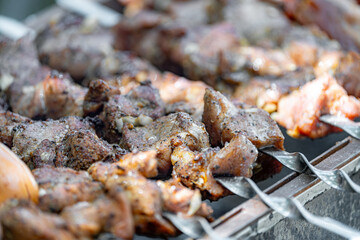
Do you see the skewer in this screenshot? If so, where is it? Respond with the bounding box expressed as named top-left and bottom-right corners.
top-left (56, 0), bottom-right (121, 27)
top-left (217, 176), bottom-right (360, 240)
top-left (320, 115), bottom-right (360, 140)
top-left (260, 146), bottom-right (360, 193)
top-left (164, 213), bottom-right (234, 240)
top-left (0, 0), bottom-right (122, 40)
top-left (0, 16), bottom-right (35, 40)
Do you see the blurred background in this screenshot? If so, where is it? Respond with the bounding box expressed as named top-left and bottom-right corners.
top-left (0, 0), bottom-right (54, 20)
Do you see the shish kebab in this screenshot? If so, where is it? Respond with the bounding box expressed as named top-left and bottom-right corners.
top-left (13, 0), bottom-right (360, 140)
top-left (28, 0), bottom-right (360, 192)
top-left (1, 0), bottom-right (359, 193)
top-left (0, 0), bottom-right (358, 239)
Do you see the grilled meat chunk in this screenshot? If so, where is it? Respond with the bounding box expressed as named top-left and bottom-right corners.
top-left (282, 26), bottom-right (341, 68)
top-left (171, 134), bottom-right (258, 200)
top-left (0, 37), bottom-right (51, 113)
top-left (11, 116), bottom-right (93, 168)
top-left (0, 37), bottom-right (44, 88)
top-left (157, 179), bottom-right (213, 218)
top-left (0, 111), bottom-right (32, 147)
top-left (203, 88), bottom-right (284, 149)
top-left (335, 52), bottom-right (360, 98)
top-left (83, 79), bottom-right (121, 117)
top-left (166, 22), bottom-right (239, 86)
top-left (88, 150), bottom-right (158, 180)
top-left (282, 0), bottom-right (360, 52)
top-left (9, 71), bottom-right (86, 120)
top-left (33, 167), bottom-right (103, 212)
top-left (154, 72), bottom-right (208, 120)
top-left (106, 174), bottom-right (177, 237)
top-left (233, 68), bottom-right (314, 112)
top-left (55, 129), bottom-right (116, 171)
top-left (120, 112), bottom-right (210, 176)
top-left (276, 74), bottom-right (360, 138)
top-left (100, 84), bottom-right (165, 143)
top-left (0, 200), bottom-right (74, 240)
top-left (61, 186), bottom-right (134, 240)
top-left (92, 50), bottom-right (158, 82)
top-left (36, 12), bottom-right (114, 81)
top-left (41, 73), bottom-right (86, 119)
top-left (220, 46), bottom-right (296, 82)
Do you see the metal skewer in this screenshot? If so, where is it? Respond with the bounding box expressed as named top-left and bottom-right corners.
top-left (0, 16), bottom-right (35, 40)
top-left (56, 0), bottom-right (122, 27)
top-left (164, 213), bottom-right (234, 240)
top-left (217, 176), bottom-right (360, 240)
top-left (320, 115), bottom-right (360, 140)
top-left (260, 146), bottom-right (360, 193)
top-left (0, 0), bottom-right (122, 40)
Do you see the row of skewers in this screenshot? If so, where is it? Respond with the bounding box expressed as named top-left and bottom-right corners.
top-left (0, 0), bottom-right (359, 239)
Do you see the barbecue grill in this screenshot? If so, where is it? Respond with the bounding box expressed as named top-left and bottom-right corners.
top-left (0, 0), bottom-right (359, 239)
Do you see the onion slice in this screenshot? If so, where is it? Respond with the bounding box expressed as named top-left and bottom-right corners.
top-left (0, 143), bottom-right (39, 205)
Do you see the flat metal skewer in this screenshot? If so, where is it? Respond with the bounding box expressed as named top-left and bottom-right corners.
top-left (217, 176), bottom-right (360, 240)
top-left (260, 146), bottom-right (360, 193)
top-left (56, 0), bottom-right (122, 27)
top-left (0, 16), bottom-right (35, 40)
top-left (320, 115), bottom-right (360, 140)
top-left (164, 213), bottom-right (234, 240)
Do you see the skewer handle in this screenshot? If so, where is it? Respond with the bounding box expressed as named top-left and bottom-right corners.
top-left (0, 15), bottom-right (35, 40)
top-left (56, 0), bottom-right (122, 27)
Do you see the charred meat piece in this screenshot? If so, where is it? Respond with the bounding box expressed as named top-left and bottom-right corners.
top-left (83, 79), bottom-right (121, 117)
top-left (203, 88), bottom-right (284, 149)
top-left (61, 186), bottom-right (134, 240)
top-left (171, 134), bottom-right (258, 200)
top-left (0, 200), bottom-right (74, 240)
top-left (163, 22), bottom-right (239, 86)
top-left (157, 179), bottom-right (213, 218)
top-left (42, 73), bottom-right (87, 119)
top-left (33, 167), bottom-right (103, 212)
top-left (0, 111), bottom-right (32, 147)
top-left (9, 72), bottom-right (86, 120)
top-left (0, 37), bottom-right (51, 112)
top-left (11, 116), bottom-right (93, 168)
top-left (276, 74), bottom-right (360, 138)
top-left (55, 129), bottom-right (116, 171)
top-left (88, 150), bottom-right (158, 180)
top-left (120, 112), bottom-right (210, 176)
top-left (106, 174), bottom-right (177, 237)
top-left (282, 0), bottom-right (360, 52)
top-left (36, 12), bottom-right (114, 81)
top-left (115, 10), bottom-right (168, 69)
top-left (100, 84), bottom-right (165, 143)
